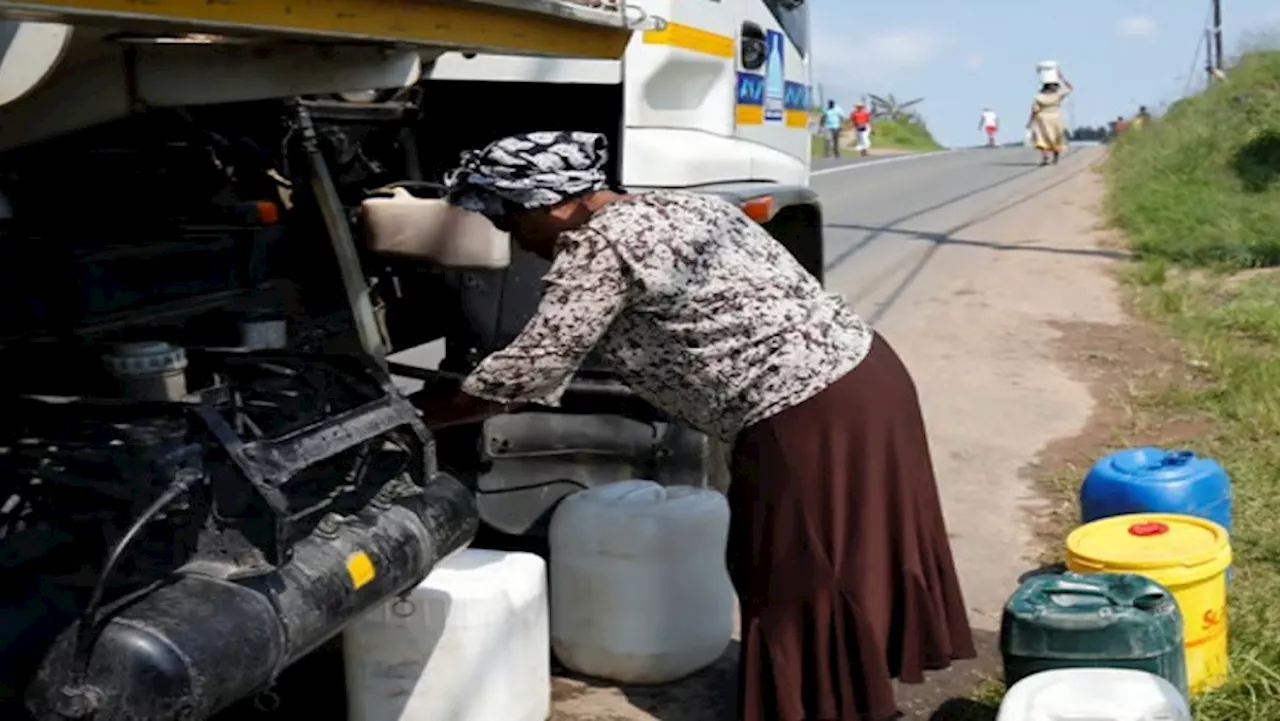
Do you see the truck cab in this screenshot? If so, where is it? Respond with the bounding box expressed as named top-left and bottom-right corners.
top-left (0, 1), bottom-right (821, 718)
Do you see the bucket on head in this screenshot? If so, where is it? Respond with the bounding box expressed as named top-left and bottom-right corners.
top-left (1066, 513), bottom-right (1231, 695)
top-left (1036, 60), bottom-right (1061, 85)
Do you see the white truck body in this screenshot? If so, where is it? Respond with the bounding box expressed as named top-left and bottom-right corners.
top-left (429, 0), bottom-right (812, 188)
top-left (1, 0), bottom-right (813, 186)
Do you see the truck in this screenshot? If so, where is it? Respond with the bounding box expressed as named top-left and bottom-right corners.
top-left (0, 1), bottom-right (822, 719)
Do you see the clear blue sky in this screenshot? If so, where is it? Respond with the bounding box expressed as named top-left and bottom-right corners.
top-left (810, 0), bottom-right (1280, 147)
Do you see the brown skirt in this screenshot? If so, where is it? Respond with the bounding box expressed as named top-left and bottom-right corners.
top-left (727, 332), bottom-right (976, 721)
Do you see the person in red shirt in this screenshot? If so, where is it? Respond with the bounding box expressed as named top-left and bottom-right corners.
top-left (851, 103), bottom-right (873, 157)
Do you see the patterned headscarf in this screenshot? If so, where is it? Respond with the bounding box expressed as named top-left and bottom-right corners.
top-left (444, 131), bottom-right (611, 219)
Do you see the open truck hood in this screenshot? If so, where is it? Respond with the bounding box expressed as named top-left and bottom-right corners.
top-left (0, 0), bottom-right (652, 56)
top-left (0, 0), bottom-right (658, 148)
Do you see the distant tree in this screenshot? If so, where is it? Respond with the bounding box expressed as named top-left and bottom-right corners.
top-left (1067, 125), bottom-right (1110, 141)
top-left (867, 93), bottom-right (925, 122)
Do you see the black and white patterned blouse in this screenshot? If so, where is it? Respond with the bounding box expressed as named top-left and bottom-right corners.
top-left (461, 190), bottom-right (874, 441)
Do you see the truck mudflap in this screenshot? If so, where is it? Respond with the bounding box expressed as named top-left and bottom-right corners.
top-left (0, 0), bottom-right (659, 58)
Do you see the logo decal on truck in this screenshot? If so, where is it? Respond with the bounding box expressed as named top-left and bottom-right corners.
top-left (736, 31), bottom-right (809, 128)
top-left (783, 82), bottom-right (810, 128)
top-left (763, 29), bottom-right (786, 122)
top-left (736, 72), bottom-right (764, 124)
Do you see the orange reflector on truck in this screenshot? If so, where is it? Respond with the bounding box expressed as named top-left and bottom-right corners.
top-left (740, 196), bottom-right (773, 223)
top-left (255, 201), bottom-right (280, 225)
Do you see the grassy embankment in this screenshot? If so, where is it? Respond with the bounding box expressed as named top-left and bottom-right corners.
top-left (808, 115), bottom-right (944, 156)
top-left (1103, 50), bottom-right (1280, 720)
top-left (963, 50), bottom-right (1280, 720)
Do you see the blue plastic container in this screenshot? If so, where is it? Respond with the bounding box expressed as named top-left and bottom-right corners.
top-left (1080, 447), bottom-right (1231, 533)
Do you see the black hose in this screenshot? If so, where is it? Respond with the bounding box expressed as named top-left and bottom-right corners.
top-left (475, 479), bottom-right (589, 495)
top-left (69, 468), bottom-right (203, 679)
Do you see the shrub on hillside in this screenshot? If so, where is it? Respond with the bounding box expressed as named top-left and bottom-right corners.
top-left (1107, 51), bottom-right (1280, 267)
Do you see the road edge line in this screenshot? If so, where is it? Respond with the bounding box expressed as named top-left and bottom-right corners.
top-left (809, 148), bottom-right (961, 177)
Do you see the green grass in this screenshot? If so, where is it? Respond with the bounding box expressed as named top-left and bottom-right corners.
top-left (1097, 49), bottom-right (1280, 720)
top-left (1121, 269), bottom-right (1280, 720)
top-left (1108, 51), bottom-right (1280, 268)
top-left (873, 117), bottom-right (945, 151)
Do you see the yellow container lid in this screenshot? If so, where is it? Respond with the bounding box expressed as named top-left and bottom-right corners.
top-left (1067, 513), bottom-right (1231, 576)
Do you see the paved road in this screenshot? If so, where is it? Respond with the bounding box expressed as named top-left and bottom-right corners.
top-left (803, 144), bottom-right (1103, 718)
top-left (811, 145), bottom-right (1087, 324)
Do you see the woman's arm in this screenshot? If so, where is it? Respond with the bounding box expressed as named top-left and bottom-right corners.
top-left (413, 390), bottom-right (509, 430)
top-left (418, 228), bottom-right (630, 429)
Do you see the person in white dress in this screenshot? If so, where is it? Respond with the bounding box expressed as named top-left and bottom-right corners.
top-left (979, 108), bottom-right (999, 147)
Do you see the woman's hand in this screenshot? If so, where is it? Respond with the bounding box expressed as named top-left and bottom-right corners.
top-left (409, 389), bottom-right (511, 429)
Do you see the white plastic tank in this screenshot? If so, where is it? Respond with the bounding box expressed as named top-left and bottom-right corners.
top-left (549, 480), bottom-right (735, 684)
top-left (1037, 60), bottom-right (1062, 85)
top-left (997, 668), bottom-right (1191, 721)
top-left (343, 549), bottom-right (550, 721)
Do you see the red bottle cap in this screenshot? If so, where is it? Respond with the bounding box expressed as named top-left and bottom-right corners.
top-left (1128, 522), bottom-right (1170, 537)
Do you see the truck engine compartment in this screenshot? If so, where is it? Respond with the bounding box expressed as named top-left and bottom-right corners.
top-left (0, 93), bottom-right (486, 719)
top-left (0, 58), bottom-right (741, 715)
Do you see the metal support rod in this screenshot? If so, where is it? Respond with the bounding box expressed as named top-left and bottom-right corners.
top-left (292, 100), bottom-right (389, 367)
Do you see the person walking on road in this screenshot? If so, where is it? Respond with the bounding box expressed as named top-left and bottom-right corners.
top-left (852, 102), bottom-right (873, 156)
top-left (820, 99), bottom-right (846, 158)
top-left (1026, 72), bottom-right (1074, 165)
top-left (979, 107), bottom-right (999, 147)
top-left (420, 130), bottom-right (978, 721)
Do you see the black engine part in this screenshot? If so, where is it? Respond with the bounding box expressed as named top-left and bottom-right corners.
top-left (0, 353), bottom-right (477, 721)
top-left (28, 473), bottom-right (473, 721)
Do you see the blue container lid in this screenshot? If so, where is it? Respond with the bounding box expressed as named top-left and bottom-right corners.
top-left (1096, 447), bottom-right (1224, 482)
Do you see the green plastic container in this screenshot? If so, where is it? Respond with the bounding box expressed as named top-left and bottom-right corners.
top-left (1000, 571), bottom-right (1188, 699)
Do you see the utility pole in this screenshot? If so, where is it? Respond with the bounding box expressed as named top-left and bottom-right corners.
top-left (1212, 0), bottom-right (1224, 72)
top-left (1206, 28), bottom-right (1216, 82)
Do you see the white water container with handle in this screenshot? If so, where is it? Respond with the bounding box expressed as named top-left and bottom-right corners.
top-left (550, 480), bottom-right (735, 684)
top-left (997, 667), bottom-right (1191, 721)
top-left (1037, 60), bottom-right (1062, 85)
top-left (343, 548), bottom-right (550, 721)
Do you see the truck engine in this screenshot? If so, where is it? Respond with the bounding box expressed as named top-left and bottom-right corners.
top-left (0, 97), bottom-right (478, 720)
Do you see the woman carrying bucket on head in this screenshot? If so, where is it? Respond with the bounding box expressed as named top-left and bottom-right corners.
top-left (1026, 62), bottom-right (1073, 166)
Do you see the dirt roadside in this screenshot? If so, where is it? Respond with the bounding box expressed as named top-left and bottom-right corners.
top-left (549, 153), bottom-right (1135, 720)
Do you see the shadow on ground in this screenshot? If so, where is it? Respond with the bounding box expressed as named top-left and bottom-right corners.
top-left (553, 643), bottom-right (740, 721)
top-left (826, 223), bottom-right (1131, 263)
top-left (987, 161), bottom-right (1045, 168)
top-left (554, 629), bottom-right (1002, 721)
top-left (895, 629), bottom-right (1000, 720)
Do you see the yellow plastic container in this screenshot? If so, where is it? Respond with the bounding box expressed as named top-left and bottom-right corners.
top-left (1066, 513), bottom-right (1231, 695)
